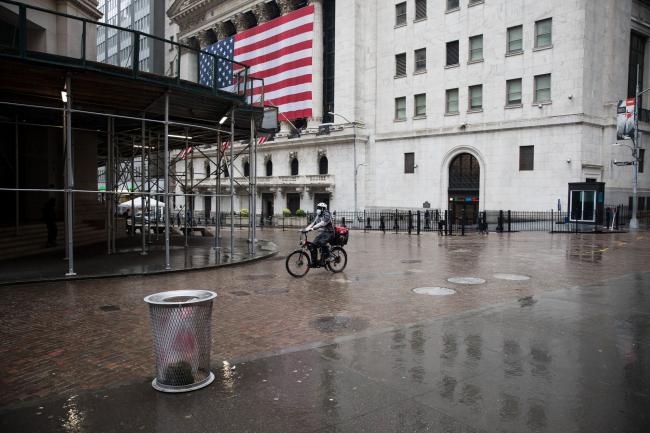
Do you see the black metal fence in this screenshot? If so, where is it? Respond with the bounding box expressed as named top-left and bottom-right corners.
top-left (168, 205), bottom-right (649, 234)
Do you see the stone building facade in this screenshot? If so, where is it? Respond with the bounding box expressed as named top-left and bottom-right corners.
top-left (166, 0), bottom-right (650, 218)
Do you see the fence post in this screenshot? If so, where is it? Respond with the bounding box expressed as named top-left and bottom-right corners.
top-left (444, 210), bottom-right (448, 236)
top-left (380, 215), bottom-right (386, 233)
top-left (497, 210), bottom-right (503, 232)
top-left (461, 209), bottom-right (465, 236)
top-left (417, 211), bottom-right (421, 235)
top-left (408, 210), bottom-right (412, 235)
top-left (342, 216), bottom-right (347, 228)
top-left (282, 215), bottom-right (285, 231)
top-left (394, 209), bottom-right (399, 233)
top-left (363, 210), bottom-right (367, 233)
top-left (507, 210), bottom-right (511, 233)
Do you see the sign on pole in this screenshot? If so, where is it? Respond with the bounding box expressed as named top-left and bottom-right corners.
top-left (617, 98), bottom-right (635, 140)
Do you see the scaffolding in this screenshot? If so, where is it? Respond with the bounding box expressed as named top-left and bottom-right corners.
top-left (0, 0), bottom-right (270, 276)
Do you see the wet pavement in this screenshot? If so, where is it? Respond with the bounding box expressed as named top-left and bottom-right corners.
top-left (1, 230), bottom-right (650, 432)
top-left (0, 234), bottom-right (278, 285)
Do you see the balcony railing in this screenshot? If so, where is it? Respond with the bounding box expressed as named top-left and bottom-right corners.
top-left (198, 174), bottom-right (334, 187)
top-left (0, 0), bottom-right (259, 99)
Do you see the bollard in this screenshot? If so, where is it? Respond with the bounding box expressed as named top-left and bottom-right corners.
top-left (408, 210), bottom-right (413, 235)
top-left (394, 210), bottom-right (399, 233)
top-left (417, 211), bottom-right (421, 235)
top-left (443, 210), bottom-right (449, 236)
top-left (497, 210), bottom-right (504, 232)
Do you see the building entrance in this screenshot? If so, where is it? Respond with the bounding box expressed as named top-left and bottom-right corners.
top-left (448, 153), bottom-right (480, 224)
top-left (262, 193), bottom-right (274, 218)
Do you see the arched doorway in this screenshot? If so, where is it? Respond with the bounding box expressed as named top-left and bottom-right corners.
top-left (448, 153), bottom-right (480, 224)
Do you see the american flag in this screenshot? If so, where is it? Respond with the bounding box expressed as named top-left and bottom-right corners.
top-left (199, 5), bottom-right (314, 120)
top-left (178, 146), bottom-right (193, 160)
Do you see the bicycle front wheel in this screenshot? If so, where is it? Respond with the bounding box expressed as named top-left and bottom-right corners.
top-left (326, 247), bottom-right (347, 273)
top-left (286, 250), bottom-right (311, 278)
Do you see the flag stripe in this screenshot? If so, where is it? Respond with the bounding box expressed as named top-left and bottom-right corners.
top-left (250, 75), bottom-right (312, 96)
top-left (264, 83), bottom-right (312, 101)
top-left (234, 5), bottom-right (314, 43)
top-left (268, 91), bottom-right (313, 108)
top-left (234, 22), bottom-right (313, 57)
top-left (239, 40), bottom-right (312, 67)
top-left (280, 108), bottom-right (312, 119)
top-left (248, 48), bottom-right (312, 75)
top-left (247, 57), bottom-right (312, 79)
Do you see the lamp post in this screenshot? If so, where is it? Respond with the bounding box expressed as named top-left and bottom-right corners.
top-left (329, 112), bottom-right (364, 214)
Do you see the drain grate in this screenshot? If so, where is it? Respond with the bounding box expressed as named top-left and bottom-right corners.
top-left (311, 316), bottom-right (369, 333)
top-left (99, 305), bottom-right (120, 312)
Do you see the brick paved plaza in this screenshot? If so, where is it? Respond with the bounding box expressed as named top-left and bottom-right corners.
top-left (1, 229), bottom-right (649, 432)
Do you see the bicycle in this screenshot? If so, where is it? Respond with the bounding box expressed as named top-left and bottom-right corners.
top-left (285, 230), bottom-right (348, 277)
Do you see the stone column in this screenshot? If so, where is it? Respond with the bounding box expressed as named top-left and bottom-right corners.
top-left (307, 0), bottom-right (324, 127)
top-left (277, 0), bottom-right (298, 15)
top-left (232, 13), bottom-right (254, 33)
top-left (196, 29), bottom-right (213, 49)
top-left (252, 2), bottom-right (274, 24)
top-left (179, 36), bottom-right (199, 83)
top-left (212, 22), bottom-right (230, 41)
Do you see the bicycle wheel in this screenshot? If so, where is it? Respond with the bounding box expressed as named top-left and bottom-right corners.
top-left (286, 250), bottom-right (310, 278)
top-left (326, 247), bottom-right (347, 273)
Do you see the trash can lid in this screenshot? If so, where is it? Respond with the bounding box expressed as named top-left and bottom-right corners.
top-left (144, 290), bottom-right (217, 305)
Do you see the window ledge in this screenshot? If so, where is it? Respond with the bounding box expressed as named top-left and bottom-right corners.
top-left (413, 115), bottom-right (427, 120)
top-left (506, 50), bottom-right (524, 57)
top-left (394, 118), bottom-right (407, 122)
top-left (394, 23), bottom-right (406, 29)
top-left (413, 69), bottom-right (427, 75)
top-left (445, 64), bottom-right (460, 69)
top-left (505, 103), bottom-right (523, 109)
top-left (533, 101), bottom-right (552, 106)
top-left (467, 108), bottom-right (483, 113)
top-left (414, 17), bottom-right (427, 23)
top-left (519, 168), bottom-right (534, 172)
top-left (444, 112), bottom-right (460, 117)
top-left (467, 59), bottom-right (484, 65)
top-left (394, 74), bottom-right (406, 79)
top-left (533, 45), bottom-right (553, 52)
top-left (445, 7), bottom-right (460, 14)
top-left (468, 0), bottom-right (485, 7)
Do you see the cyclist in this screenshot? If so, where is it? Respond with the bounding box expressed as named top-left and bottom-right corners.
top-left (303, 202), bottom-right (334, 265)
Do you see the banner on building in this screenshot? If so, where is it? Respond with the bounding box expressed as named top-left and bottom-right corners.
top-left (199, 5), bottom-right (314, 120)
top-left (617, 98), bottom-right (636, 140)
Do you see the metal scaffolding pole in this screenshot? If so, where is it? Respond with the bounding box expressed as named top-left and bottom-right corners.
top-left (64, 75), bottom-right (75, 276)
top-left (14, 115), bottom-right (19, 235)
top-left (230, 109), bottom-right (235, 255)
top-left (249, 115), bottom-right (254, 254)
top-left (163, 93), bottom-right (171, 270)
top-left (130, 136), bottom-right (135, 237)
top-left (184, 127), bottom-right (189, 248)
top-left (106, 117), bottom-right (112, 254)
top-left (111, 119), bottom-right (116, 254)
top-left (140, 115), bottom-right (147, 255)
top-left (251, 116), bottom-right (257, 253)
top-left (213, 129), bottom-right (220, 250)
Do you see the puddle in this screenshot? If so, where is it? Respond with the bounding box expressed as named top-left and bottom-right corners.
top-left (413, 287), bottom-right (456, 296)
top-left (310, 316), bottom-right (369, 333)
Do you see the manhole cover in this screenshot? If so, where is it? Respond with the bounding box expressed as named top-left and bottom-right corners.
top-left (412, 287), bottom-right (456, 296)
top-left (99, 305), bottom-right (120, 312)
top-left (493, 273), bottom-right (531, 281)
top-left (447, 277), bottom-right (486, 285)
top-left (310, 316), bottom-right (369, 333)
top-left (253, 287), bottom-right (289, 295)
top-left (230, 291), bottom-right (251, 296)
top-left (401, 259), bottom-right (422, 264)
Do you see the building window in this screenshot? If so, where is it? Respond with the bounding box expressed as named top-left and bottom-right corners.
top-left (415, 0), bottom-right (427, 20)
top-left (447, 0), bottom-right (459, 10)
top-left (243, 161), bottom-right (250, 177)
top-left (469, 85), bottom-right (482, 111)
top-left (628, 32), bottom-right (646, 99)
top-left (507, 25), bottom-right (523, 54)
top-left (506, 78), bottom-right (522, 106)
top-left (446, 88), bottom-right (459, 114)
top-left (519, 145), bottom-right (534, 171)
top-left (534, 74), bottom-right (551, 103)
top-left (395, 96), bottom-right (406, 120)
top-left (469, 0), bottom-right (483, 5)
top-left (469, 35), bottom-right (483, 62)
top-left (395, 2), bottom-right (406, 27)
top-left (414, 93), bottom-right (426, 117)
top-left (446, 40), bottom-right (459, 66)
top-left (404, 152), bottom-right (415, 173)
top-left (414, 48), bottom-right (426, 73)
top-left (222, 163), bottom-right (229, 178)
top-left (290, 158), bottom-right (299, 175)
top-left (395, 52), bottom-right (406, 77)
top-left (535, 18), bottom-right (552, 48)
top-left (640, 148), bottom-right (645, 173)
top-left (266, 159), bottom-right (273, 176)
top-left (319, 155), bottom-right (328, 174)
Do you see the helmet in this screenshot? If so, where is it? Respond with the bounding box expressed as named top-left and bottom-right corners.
top-left (316, 202), bottom-right (327, 209)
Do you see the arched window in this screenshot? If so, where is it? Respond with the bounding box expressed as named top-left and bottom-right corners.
top-left (449, 153), bottom-right (479, 190)
top-left (243, 161), bottom-right (250, 177)
top-left (319, 156), bottom-right (328, 175)
top-left (266, 159), bottom-right (273, 176)
top-left (290, 158), bottom-right (299, 175)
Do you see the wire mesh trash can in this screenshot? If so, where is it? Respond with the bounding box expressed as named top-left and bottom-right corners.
top-left (144, 290), bottom-right (217, 392)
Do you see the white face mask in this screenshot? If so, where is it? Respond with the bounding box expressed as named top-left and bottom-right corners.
top-left (316, 209), bottom-right (322, 215)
